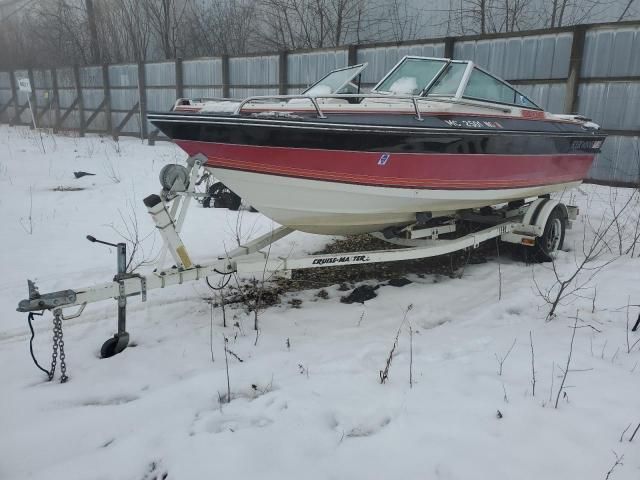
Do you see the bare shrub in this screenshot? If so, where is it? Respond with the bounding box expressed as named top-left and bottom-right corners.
top-left (534, 194), bottom-right (636, 320)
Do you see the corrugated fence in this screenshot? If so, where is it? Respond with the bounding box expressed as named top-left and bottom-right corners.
top-left (1, 21), bottom-right (639, 186)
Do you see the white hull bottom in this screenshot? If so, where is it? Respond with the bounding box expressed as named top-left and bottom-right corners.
top-left (207, 167), bottom-right (580, 235)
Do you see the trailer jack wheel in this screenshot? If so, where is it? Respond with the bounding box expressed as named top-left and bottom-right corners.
top-left (101, 332), bottom-right (129, 358)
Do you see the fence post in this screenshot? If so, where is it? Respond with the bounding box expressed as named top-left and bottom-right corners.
top-left (347, 45), bottom-right (358, 66)
top-left (73, 64), bottom-right (85, 136)
top-left (444, 36), bottom-right (455, 59)
top-left (137, 61), bottom-right (148, 139)
top-left (102, 64), bottom-right (112, 136)
top-left (27, 68), bottom-right (36, 129)
top-left (221, 54), bottom-right (230, 98)
top-left (278, 51), bottom-right (288, 95)
top-left (175, 57), bottom-right (184, 99)
top-left (51, 68), bottom-right (60, 132)
top-left (564, 25), bottom-right (587, 114)
top-left (9, 70), bottom-right (18, 125)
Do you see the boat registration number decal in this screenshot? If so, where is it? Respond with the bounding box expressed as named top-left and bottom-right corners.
top-left (378, 153), bottom-right (390, 166)
top-left (443, 119), bottom-right (504, 129)
top-left (312, 255), bottom-right (370, 265)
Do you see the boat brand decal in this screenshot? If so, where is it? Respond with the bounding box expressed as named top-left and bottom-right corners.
top-left (312, 255), bottom-right (370, 265)
top-left (443, 119), bottom-right (504, 129)
top-left (570, 139), bottom-right (603, 152)
top-left (377, 153), bottom-right (390, 166)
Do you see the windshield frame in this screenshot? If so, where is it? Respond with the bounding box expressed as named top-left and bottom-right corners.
top-left (371, 55), bottom-right (542, 110)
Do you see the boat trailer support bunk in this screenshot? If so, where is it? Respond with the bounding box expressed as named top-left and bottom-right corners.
top-left (16, 155), bottom-right (576, 359)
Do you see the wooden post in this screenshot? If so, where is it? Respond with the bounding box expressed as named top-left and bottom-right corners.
top-left (347, 45), bottom-right (358, 66)
top-left (27, 68), bottom-right (36, 129)
top-left (221, 54), bottom-right (230, 98)
top-left (101, 64), bottom-right (112, 135)
top-left (564, 25), bottom-right (587, 114)
top-left (73, 64), bottom-right (85, 136)
top-left (175, 57), bottom-right (184, 99)
top-left (444, 37), bottom-right (455, 59)
top-left (9, 70), bottom-right (18, 125)
top-left (51, 68), bottom-right (61, 132)
top-left (137, 61), bottom-right (148, 139)
top-left (278, 51), bottom-right (288, 95)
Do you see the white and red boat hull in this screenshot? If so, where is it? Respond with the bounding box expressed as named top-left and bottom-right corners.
top-left (206, 166), bottom-right (582, 234)
top-left (172, 141), bottom-right (594, 234)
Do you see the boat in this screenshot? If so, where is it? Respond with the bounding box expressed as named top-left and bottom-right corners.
top-left (148, 56), bottom-right (605, 236)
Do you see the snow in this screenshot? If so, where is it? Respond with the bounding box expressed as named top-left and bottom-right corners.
top-left (388, 77), bottom-right (419, 95)
top-left (1, 125), bottom-right (639, 480)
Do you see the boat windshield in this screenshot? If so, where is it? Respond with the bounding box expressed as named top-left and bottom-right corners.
top-left (373, 56), bottom-right (541, 109)
top-left (303, 63), bottom-right (367, 96)
top-left (374, 58), bottom-right (447, 95)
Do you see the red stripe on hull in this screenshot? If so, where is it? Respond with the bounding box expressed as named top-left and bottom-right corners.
top-left (175, 141), bottom-right (594, 190)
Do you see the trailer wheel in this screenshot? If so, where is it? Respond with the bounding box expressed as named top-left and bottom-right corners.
top-left (531, 207), bottom-right (566, 262)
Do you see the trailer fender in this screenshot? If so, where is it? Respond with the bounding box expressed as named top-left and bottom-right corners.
top-left (522, 198), bottom-right (568, 233)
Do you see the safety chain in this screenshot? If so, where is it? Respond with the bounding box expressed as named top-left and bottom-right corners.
top-left (49, 310), bottom-right (68, 383)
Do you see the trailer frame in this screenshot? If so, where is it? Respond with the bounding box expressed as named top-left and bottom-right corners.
top-left (16, 155), bottom-right (575, 359)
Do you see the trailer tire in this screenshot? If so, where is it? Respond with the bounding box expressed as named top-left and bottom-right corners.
top-left (530, 207), bottom-right (566, 263)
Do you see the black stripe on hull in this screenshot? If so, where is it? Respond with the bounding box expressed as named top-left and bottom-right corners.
top-left (150, 114), bottom-right (605, 156)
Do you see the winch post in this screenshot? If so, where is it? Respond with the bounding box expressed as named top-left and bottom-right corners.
top-left (156, 155), bottom-right (203, 269)
top-left (144, 194), bottom-right (193, 269)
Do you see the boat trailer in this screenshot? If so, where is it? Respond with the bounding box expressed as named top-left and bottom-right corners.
top-left (17, 155), bottom-right (576, 379)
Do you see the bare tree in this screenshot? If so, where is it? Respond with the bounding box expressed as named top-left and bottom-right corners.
top-left (184, 0), bottom-right (257, 56)
top-left (259, 0), bottom-right (370, 50)
top-left (143, 0), bottom-right (188, 59)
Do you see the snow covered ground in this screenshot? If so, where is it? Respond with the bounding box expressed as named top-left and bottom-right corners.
top-left (0, 125), bottom-right (639, 480)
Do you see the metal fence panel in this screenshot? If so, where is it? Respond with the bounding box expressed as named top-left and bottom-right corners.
top-left (56, 67), bottom-right (75, 88)
top-left (32, 69), bottom-right (52, 89)
top-left (12, 70), bottom-right (31, 123)
top-left (577, 81), bottom-right (640, 130)
top-left (454, 33), bottom-right (571, 80)
top-left (357, 43), bottom-right (446, 84)
top-left (32, 69), bottom-right (53, 108)
top-left (229, 87), bottom-right (278, 98)
top-left (0, 71), bottom-right (11, 121)
top-left (0, 88), bottom-right (11, 106)
top-left (86, 112), bottom-right (107, 131)
top-left (0, 71), bottom-right (10, 88)
top-left (590, 135), bottom-right (640, 184)
top-left (287, 49), bottom-right (348, 87)
top-left (230, 55), bottom-right (278, 86)
top-left (183, 87), bottom-right (223, 99)
top-left (109, 64), bottom-right (138, 87)
top-left (80, 66), bottom-right (103, 87)
top-left (582, 26), bottom-right (640, 77)
top-left (147, 88), bottom-right (177, 112)
top-left (83, 88), bottom-right (105, 110)
top-left (516, 83), bottom-right (567, 113)
top-left (110, 88), bottom-right (139, 111)
top-left (112, 111), bottom-right (141, 134)
top-left (145, 61), bottom-right (175, 87)
top-left (57, 88), bottom-right (77, 109)
top-left (183, 58), bottom-right (222, 86)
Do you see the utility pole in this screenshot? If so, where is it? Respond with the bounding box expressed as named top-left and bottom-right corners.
top-left (85, 0), bottom-right (101, 64)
